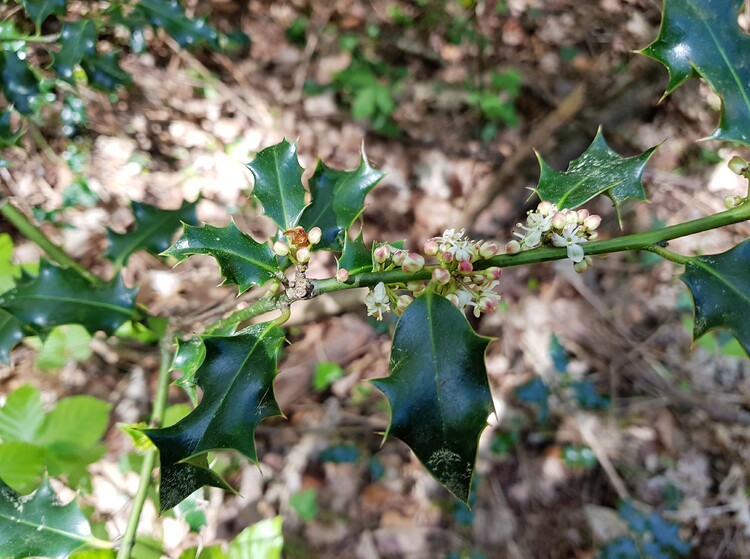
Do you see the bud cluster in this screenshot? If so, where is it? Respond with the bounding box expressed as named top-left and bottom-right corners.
top-left (506, 201), bottom-right (600, 272)
top-left (273, 226), bottom-right (322, 265)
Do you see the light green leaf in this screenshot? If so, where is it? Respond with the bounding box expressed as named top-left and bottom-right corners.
top-left (227, 516), bottom-right (283, 559)
top-left (352, 87), bottom-right (376, 121)
top-left (53, 20), bottom-right (96, 83)
top-left (171, 337), bottom-right (206, 405)
top-left (106, 199), bottom-right (200, 267)
top-left (0, 385), bottom-right (44, 443)
top-left (35, 324), bottom-right (93, 370)
top-left (0, 441), bottom-right (46, 494)
top-left (681, 238), bottom-right (750, 355)
top-left (163, 221), bottom-right (280, 293)
top-left (0, 50), bottom-right (40, 115)
top-left (37, 395), bottom-right (111, 449)
top-left (372, 291), bottom-right (493, 503)
top-left (0, 479), bottom-right (93, 559)
top-left (20, 0), bottom-right (66, 27)
top-left (640, 0), bottom-right (750, 145)
top-left (246, 140), bottom-right (307, 232)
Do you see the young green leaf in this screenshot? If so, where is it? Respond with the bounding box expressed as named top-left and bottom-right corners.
top-left (106, 199), bottom-right (200, 267)
top-left (0, 480), bottom-right (94, 559)
top-left (0, 260), bottom-right (138, 335)
top-left (163, 221), bottom-right (280, 293)
top-left (533, 128), bottom-right (656, 221)
top-left (144, 322), bottom-right (285, 510)
top-left (80, 51), bottom-right (132, 91)
top-left (246, 140), bottom-right (307, 232)
top-left (0, 441), bottom-right (46, 494)
top-left (641, 0), bottom-right (750, 146)
top-left (227, 517), bottom-right (284, 559)
top-left (681, 238), bottom-right (750, 356)
top-left (134, 0), bottom-right (221, 49)
top-left (53, 20), bottom-right (96, 84)
top-left (20, 0), bottom-right (67, 27)
top-left (0, 51), bottom-right (41, 115)
top-left (372, 291), bottom-right (494, 503)
top-left (33, 324), bottom-right (92, 370)
top-left (0, 385), bottom-right (45, 443)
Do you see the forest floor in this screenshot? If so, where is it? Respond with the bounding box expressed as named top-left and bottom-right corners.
top-left (2, 0), bottom-right (750, 557)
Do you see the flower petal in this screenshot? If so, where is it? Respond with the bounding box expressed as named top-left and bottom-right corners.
top-left (567, 243), bottom-right (584, 263)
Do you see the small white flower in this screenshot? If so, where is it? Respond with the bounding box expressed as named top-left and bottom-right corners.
top-left (450, 240), bottom-right (476, 262)
top-left (551, 224), bottom-right (587, 263)
top-left (364, 282), bottom-right (391, 320)
top-left (513, 210), bottom-right (554, 249)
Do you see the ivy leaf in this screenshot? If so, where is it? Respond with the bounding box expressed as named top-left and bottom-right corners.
top-left (0, 51), bottom-right (40, 115)
top-left (134, 0), bottom-right (220, 49)
top-left (337, 231), bottom-right (372, 275)
top-left (640, 0), bottom-right (750, 146)
top-left (0, 260), bottom-right (138, 335)
top-left (144, 322), bottom-right (285, 510)
top-left (372, 292), bottom-right (493, 503)
top-left (53, 20), bottom-right (96, 84)
top-left (163, 221), bottom-right (280, 293)
top-left (105, 199), bottom-right (199, 266)
top-left (533, 128), bottom-right (656, 221)
top-left (0, 109), bottom-right (23, 148)
top-left (81, 51), bottom-right (132, 91)
top-left (0, 479), bottom-right (92, 559)
top-left (0, 310), bottom-right (25, 364)
top-left (681, 238), bottom-right (750, 356)
top-left (246, 140), bottom-right (307, 232)
top-left (20, 0), bottom-right (66, 27)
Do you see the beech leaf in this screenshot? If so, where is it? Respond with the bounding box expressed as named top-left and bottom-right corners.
top-left (246, 140), bottom-right (307, 232)
top-left (681, 238), bottom-right (750, 356)
top-left (144, 322), bottom-right (285, 510)
top-left (372, 292), bottom-right (493, 503)
top-left (163, 221), bottom-right (280, 293)
top-left (641, 0), bottom-right (750, 145)
top-left (533, 128), bottom-right (656, 221)
top-left (106, 199), bottom-right (200, 266)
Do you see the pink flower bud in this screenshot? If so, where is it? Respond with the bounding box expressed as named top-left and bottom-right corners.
top-left (478, 241), bottom-right (499, 259)
top-left (458, 260), bottom-right (473, 274)
top-left (576, 209), bottom-right (589, 224)
top-left (296, 247), bottom-right (311, 264)
top-left (402, 252), bottom-right (425, 273)
top-left (565, 210), bottom-right (578, 225)
top-left (729, 156), bottom-right (748, 175)
top-left (392, 250), bottom-right (406, 266)
top-left (537, 200), bottom-right (554, 216)
top-left (440, 251), bottom-right (454, 263)
top-left (423, 239), bottom-right (439, 256)
top-left (485, 267), bottom-right (502, 281)
top-left (273, 241), bottom-right (290, 256)
top-left (373, 245), bottom-right (391, 264)
top-left (583, 215), bottom-right (601, 231)
top-left (505, 240), bottom-right (521, 254)
top-left (432, 268), bottom-right (451, 285)
top-left (551, 212), bottom-right (567, 230)
top-left (307, 227), bottom-right (322, 245)
top-left (407, 280), bottom-right (425, 294)
top-left (445, 293), bottom-right (459, 306)
top-left (396, 294), bottom-right (413, 313)
top-left (472, 273), bottom-right (486, 284)
top-left (336, 268), bottom-right (349, 283)
top-left (478, 297), bottom-right (497, 314)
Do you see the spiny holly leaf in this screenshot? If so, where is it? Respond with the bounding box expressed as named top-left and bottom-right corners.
top-left (0, 260), bottom-right (138, 335)
top-left (681, 238), bottom-right (750, 356)
top-left (105, 199), bottom-right (199, 266)
top-left (337, 231), bottom-right (372, 275)
top-left (533, 128), bottom-right (656, 221)
top-left (81, 51), bottom-right (132, 91)
top-left (372, 291), bottom-right (493, 503)
top-left (0, 310), bottom-right (24, 365)
top-left (144, 322), bottom-right (285, 510)
top-left (0, 51), bottom-right (40, 115)
top-left (20, 0), bottom-right (66, 27)
top-left (163, 220), bottom-right (280, 293)
top-left (640, 0), bottom-right (750, 146)
top-left (0, 479), bottom-right (93, 559)
top-left (53, 20), bottom-right (96, 84)
top-left (134, 0), bottom-right (220, 49)
top-left (172, 336), bottom-right (206, 405)
top-left (299, 147), bottom-right (385, 250)
top-left (246, 140), bottom-right (307, 232)
top-left (0, 109), bottom-right (22, 148)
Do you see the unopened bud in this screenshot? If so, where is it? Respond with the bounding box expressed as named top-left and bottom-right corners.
top-left (576, 209), bottom-right (590, 224)
top-left (423, 239), bottom-right (439, 255)
top-left (402, 252), bottom-right (425, 273)
top-left (440, 250), bottom-right (454, 263)
top-left (432, 268), bottom-right (451, 285)
top-left (392, 250), bottom-right (406, 266)
top-left (445, 293), bottom-right (459, 306)
top-left (396, 294), bottom-right (413, 313)
top-left (458, 260), bottom-right (473, 274)
top-left (505, 240), bottom-right (521, 254)
top-left (573, 259), bottom-right (589, 273)
top-left (472, 273), bottom-right (486, 284)
top-left (485, 267), bottom-right (502, 281)
top-left (336, 268), bottom-right (349, 283)
top-left (296, 247), bottom-right (311, 264)
top-left (583, 214), bottom-right (601, 231)
top-left (478, 241), bottom-right (500, 259)
top-left (407, 280), bottom-right (425, 294)
top-left (551, 212), bottom-right (567, 230)
top-left (724, 195), bottom-right (744, 209)
top-left (587, 231), bottom-right (598, 241)
top-left (537, 201), bottom-right (554, 216)
top-left (729, 156), bottom-right (748, 175)
top-left (565, 209), bottom-right (578, 225)
top-left (373, 245), bottom-right (391, 264)
top-left (273, 240), bottom-right (290, 256)
top-left (478, 297), bottom-right (497, 314)
top-left (307, 227), bottom-right (322, 245)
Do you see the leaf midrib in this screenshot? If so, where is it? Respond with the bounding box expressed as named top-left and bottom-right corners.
top-left (427, 295), bottom-right (448, 447)
top-left (0, 508), bottom-right (90, 545)
top-left (689, 257), bottom-right (750, 311)
top-left (3, 294), bottom-right (133, 319)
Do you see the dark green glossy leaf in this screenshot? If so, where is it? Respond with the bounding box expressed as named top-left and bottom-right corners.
top-left (0, 310), bottom-right (24, 364)
top-left (20, 0), bottom-right (66, 27)
top-left (163, 221), bottom-right (280, 293)
top-left (53, 20), bottom-right (96, 84)
top-left (246, 140), bottom-right (307, 232)
top-left (144, 322), bottom-right (285, 510)
top-left (172, 336), bottom-right (206, 405)
top-left (372, 292), bottom-right (493, 503)
top-left (0, 108), bottom-right (22, 148)
top-left (105, 199), bottom-right (199, 266)
top-left (0, 51), bottom-right (40, 115)
top-left (0, 479), bottom-right (92, 559)
top-left (134, 0), bottom-right (220, 49)
top-left (337, 231), bottom-right (372, 276)
top-left (641, 0), bottom-right (750, 145)
top-left (81, 51), bottom-right (132, 91)
top-left (681, 238), bottom-right (750, 356)
top-left (0, 260), bottom-right (138, 335)
top-left (533, 128), bottom-right (656, 220)
top-left (332, 148), bottom-right (385, 235)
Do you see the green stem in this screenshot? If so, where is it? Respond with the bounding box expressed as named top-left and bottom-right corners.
top-left (642, 245), bottom-right (692, 265)
top-left (116, 339), bottom-right (173, 559)
top-left (0, 200), bottom-right (103, 285)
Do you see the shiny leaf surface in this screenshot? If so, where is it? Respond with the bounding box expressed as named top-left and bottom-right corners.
top-left (134, 0), bottom-right (220, 49)
top-left (53, 20), bottom-right (96, 84)
top-left (81, 51), bottom-right (132, 91)
top-left (20, 0), bottom-right (66, 27)
top-left (0, 51), bottom-right (40, 115)
top-left (0, 310), bottom-right (24, 365)
top-left (337, 231), bottom-right (372, 276)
